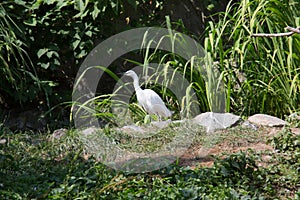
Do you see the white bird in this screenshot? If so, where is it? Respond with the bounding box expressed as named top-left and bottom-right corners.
top-left (124, 70), bottom-right (172, 120)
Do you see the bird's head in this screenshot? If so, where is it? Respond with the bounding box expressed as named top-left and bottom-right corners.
top-left (124, 70), bottom-right (137, 79)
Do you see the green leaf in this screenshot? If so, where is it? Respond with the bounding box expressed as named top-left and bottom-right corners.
top-left (40, 62), bottom-right (50, 69)
top-left (37, 48), bottom-right (48, 58)
top-left (76, 50), bottom-right (87, 58)
top-left (14, 0), bottom-right (27, 6)
top-left (44, 0), bottom-right (57, 5)
top-left (24, 17), bottom-right (37, 26)
top-left (85, 30), bottom-right (92, 37)
top-left (92, 2), bottom-right (101, 20)
top-left (72, 40), bottom-right (81, 49)
top-left (54, 59), bottom-right (60, 65)
top-left (74, 0), bottom-right (88, 18)
top-left (110, 1), bottom-right (119, 15)
top-left (46, 50), bottom-right (59, 59)
top-left (110, 1), bottom-right (117, 9)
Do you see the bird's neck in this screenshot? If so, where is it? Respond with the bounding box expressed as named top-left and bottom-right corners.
top-left (133, 78), bottom-right (142, 91)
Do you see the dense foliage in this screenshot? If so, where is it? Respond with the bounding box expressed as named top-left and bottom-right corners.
top-left (0, 0), bottom-right (165, 111)
top-left (1, 0), bottom-right (230, 127)
top-left (2, 0), bottom-right (298, 124)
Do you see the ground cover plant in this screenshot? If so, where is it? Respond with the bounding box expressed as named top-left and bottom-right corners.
top-left (0, 123), bottom-right (299, 199)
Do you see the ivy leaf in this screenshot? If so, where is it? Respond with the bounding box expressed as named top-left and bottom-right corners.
top-left (72, 40), bottom-right (81, 49)
top-left (24, 17), bottom-right (37, 26)
top-left (85, 30), bottom-right (92, 37)
top-left (92, 2), bottom-right (101, 20)
top-left (74, 0), bottom-right (88, 18)
top-left (37, 48), bottom-right (48, 58)
top-left (39, 62), bottom-right (50, 69)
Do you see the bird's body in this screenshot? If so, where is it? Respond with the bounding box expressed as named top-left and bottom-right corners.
top-left (124, 70), bottom-right (172, 119)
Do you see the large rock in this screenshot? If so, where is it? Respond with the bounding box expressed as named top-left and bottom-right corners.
top-left (192, 112), bottom-right (241, 132)
top-left (81, 127), bottom-right (99, 136)
top-left (248, 114), bottom-right (287, 127)
top-left (241, 120), bottom-right (258, 130)
top-left (150, 119), bottom-right (172, 129)
top-left (118, 125), bottom-right (146, 133)
top-left (51, 128), bottom-right (68, 139)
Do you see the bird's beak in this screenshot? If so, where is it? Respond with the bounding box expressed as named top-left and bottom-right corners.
top-left (116, 72), bottom-right (123, 76)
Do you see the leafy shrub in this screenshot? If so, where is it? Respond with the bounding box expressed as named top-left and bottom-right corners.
top-left (2, 0), bottom-right (117, 107)
top-left (271, 128), bottom-right (300, 153)
top-left (0, 0), bottom-right (164, 114)
top-left (267, 128), bottom-right (300, 197)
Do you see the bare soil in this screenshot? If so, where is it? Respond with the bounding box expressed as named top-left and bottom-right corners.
top-left (179, 126), bottom-right (287, 169)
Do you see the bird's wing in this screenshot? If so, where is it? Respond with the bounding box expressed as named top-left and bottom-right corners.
top-left (152, 104), bottom-right (172, 117)
top-left (144, 89), bottom-right (172, 117)
top-left (144, 89), bottom-right (165, 105)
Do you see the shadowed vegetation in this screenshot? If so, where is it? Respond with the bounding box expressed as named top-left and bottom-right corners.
top-left (1, 0), bottom-right (300, 199)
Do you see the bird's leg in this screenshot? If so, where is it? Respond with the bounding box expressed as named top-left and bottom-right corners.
top-left (158, 115), bottom-right (162, 122)
top-left (150, 114), bottom-right (156, 122)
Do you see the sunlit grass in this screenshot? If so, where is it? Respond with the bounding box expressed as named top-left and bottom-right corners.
top-left (204, 0), bottom-right (300, 117)
top-left (1, 123), bottom-right (299, 199)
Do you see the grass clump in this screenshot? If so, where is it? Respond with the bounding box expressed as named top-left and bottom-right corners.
top-left (204, 0), bottom-right (300, 117)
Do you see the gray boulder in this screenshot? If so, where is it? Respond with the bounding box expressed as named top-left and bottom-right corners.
top-left (193, 112), bottom-right (241, 132)
top-left (248, 114), bottom-right (287, 127)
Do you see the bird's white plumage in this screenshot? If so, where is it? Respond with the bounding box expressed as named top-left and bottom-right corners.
top-left (124, 70), bottom-right (172, 119)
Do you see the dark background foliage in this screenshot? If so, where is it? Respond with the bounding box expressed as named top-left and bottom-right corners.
top-left (1, 0), bottom-right (299, 131)
top-left (0, 0), bottom-right (230, 130)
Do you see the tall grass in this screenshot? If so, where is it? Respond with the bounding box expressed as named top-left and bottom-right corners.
top-left (205, 0), bottom-right (300, 118)
top-left (130, 17), bottom-right (226, 119)
top-left (76, 0), bottom-right (300, 126)
top-left (85, 17), bottom-right (228, 125)
top-left (132, 0), bottom-right (300, 119)
top-left (0, 3), bottom-right (41, 105)
top-left (81, 22), bottom-right (220, 125)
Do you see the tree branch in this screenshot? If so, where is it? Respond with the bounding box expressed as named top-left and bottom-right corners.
top-left (251, 26), bottom-right (300, 37)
